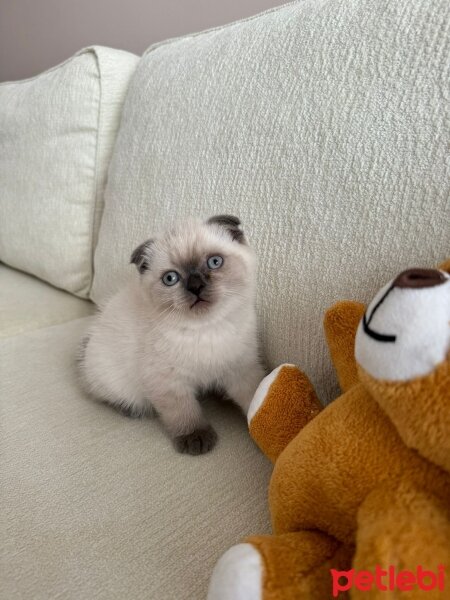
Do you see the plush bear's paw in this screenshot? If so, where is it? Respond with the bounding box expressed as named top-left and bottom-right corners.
top-left (207, 543), bottom-right (263, 600)
top-left (246, 364), bottom-right (322, 462)
top-left (247, 364), bottom-right (296, 424)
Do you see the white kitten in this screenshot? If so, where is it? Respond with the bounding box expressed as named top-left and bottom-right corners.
top-left (78, 215), bottom-right (265, 454)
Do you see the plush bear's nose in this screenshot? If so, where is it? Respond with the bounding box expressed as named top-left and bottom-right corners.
top-left (393, 268), bottom-right (446, 289)
top-left (186, 273), bottom-right (206, 296)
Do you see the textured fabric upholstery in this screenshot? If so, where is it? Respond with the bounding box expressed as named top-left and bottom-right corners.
top-left (0, 264), bottom-right (94, 339)
top-left (91, 0), bottom-right (450, 403)
top-left (1, 319), bottom-right (272, 600)
top-left (0, 47), bottom-right (139, 297)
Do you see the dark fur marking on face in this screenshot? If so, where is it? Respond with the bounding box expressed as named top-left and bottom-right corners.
top-left (207, 214), bottom-right (246, 244)
top-left (131, 239), bottom-right (154, 274)
top-left (183, 262), bottom-right (202, 275)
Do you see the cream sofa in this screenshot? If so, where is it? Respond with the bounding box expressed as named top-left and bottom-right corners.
top-left (1, 1), bottom-right (449, 599)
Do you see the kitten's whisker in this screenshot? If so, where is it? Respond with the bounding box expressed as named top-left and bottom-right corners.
top-left (222, 291), bottom-right (248, 300)
top-left (157, 306), bottom-right (178, 324)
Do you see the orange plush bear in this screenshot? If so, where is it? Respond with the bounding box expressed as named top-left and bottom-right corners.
top-left (208, 261), bottom-right (450, 600)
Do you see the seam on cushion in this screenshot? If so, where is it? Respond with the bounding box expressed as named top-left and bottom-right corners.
top-left (142, 0), bottom-right (303, 58)
top-left (0, 312), bottom-right (95, 341)
top-left (0, 313), bottom-right (95, 341)
top-left (0, 262), bottom-right (94, 299)
top-left (0, 46), bottom-right (107, 86)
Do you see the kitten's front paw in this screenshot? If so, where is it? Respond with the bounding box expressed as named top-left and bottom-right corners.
top-left (174, 426), bottom-right (218, 455)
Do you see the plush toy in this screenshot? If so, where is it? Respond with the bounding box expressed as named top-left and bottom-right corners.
top-left (208, 260), bottom-right (450, 600)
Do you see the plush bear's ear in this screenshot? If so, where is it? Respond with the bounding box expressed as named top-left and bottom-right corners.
top-left (130, 239), bottom-right (154, 274)
top-left (207, 214), bottom-right (246, 243)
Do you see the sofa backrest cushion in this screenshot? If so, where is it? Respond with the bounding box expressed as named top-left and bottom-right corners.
top-left (0, 46), bottom-right (139, 297)
top-left (91, 0), bottom-right (450, 402)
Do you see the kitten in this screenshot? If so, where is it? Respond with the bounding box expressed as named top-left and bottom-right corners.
top-left (78, 215), bottom-right (265, 455)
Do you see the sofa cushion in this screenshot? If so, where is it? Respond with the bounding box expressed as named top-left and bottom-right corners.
top-left (91, 0), bottom-right (450, 403)
top-left (1, 318), bottom-right (271, 600)
top-left (0, 264), bottom-right (94, 339)
top-left (0, 47), bottom-right (139, 298)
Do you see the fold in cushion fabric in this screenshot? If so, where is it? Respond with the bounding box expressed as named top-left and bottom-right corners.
top-left (0, 264), bottom-right (94, 338)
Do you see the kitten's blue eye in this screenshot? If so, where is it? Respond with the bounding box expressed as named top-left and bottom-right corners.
top-left (207, 255), bottom-right (223, 270)
top-left (162, 271), bottom-right (180, 286)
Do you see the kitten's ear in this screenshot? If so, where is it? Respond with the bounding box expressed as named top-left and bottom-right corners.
top-left (207, 214), bottom-right (246, 244)
top-left (130, 239), bottom-right (154, 274)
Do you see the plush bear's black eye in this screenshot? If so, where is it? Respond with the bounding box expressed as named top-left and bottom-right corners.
top-left (207, 256), bottom-right (224, 270)
top-left (162, 271), bottom-right (180, 286)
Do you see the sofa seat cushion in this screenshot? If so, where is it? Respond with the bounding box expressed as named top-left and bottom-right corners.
top-left (1, 318), bottom-right (271, 600)
top-left (92, 0), bottom-right (450, 403)
top-left (0, 46), bottom-right (139, 297)
top-left (0, 264), bottom-right (94, 339)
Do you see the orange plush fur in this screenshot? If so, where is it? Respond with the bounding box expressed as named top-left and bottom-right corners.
top-left (211, 260), bottom-right (450, 600)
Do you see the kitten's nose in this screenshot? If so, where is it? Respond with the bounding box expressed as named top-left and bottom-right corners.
top-left (393, 268), bottom-right (447, 289)
top-left (186, 273), bottom-right (205, 296)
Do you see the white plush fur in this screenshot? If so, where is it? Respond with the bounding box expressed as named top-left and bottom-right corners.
top-left (79, 218), bottom-right (265, 447)
top-left (207, 543), bottom-right (263, 600)
top-left (355, 271), bottom-right (450, 381)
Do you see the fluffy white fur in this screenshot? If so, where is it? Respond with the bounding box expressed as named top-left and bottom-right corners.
top-left (79, 216), bottom-right (265, 454)
top-left (207, 543), bottom-right (263, 600)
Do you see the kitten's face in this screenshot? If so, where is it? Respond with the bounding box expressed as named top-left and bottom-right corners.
top-left (131, 216), bottom-right (256, 320)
